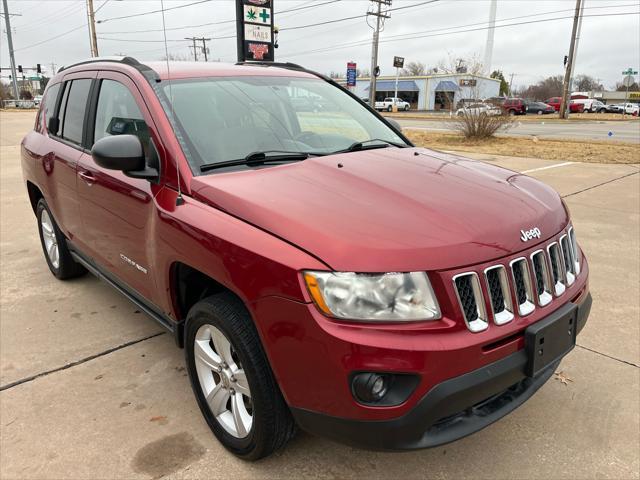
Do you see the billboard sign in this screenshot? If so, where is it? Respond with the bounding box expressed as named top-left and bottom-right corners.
top-left (236, 0), bottom-right (274, 62)
top-left (346, 62), bottom-right (357, 87)
top-left (393, 56), bottom-right (405, 69)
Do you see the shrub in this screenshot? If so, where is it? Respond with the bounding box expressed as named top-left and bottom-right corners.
top-left (451, 110), bottom-right (513, 140)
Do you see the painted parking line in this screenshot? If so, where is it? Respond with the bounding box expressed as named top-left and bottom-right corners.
top-left (521, 161), bottom-right (574, 174)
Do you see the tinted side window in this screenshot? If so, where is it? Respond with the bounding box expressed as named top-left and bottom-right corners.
top-left (93, 80), bottom-right (149, 153)
top-left (61, 79), bottom-right (92, 145)
top-left (42, 83), bottom-right (61, 131)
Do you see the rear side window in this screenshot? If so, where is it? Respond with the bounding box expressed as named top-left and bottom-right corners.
top-left (93, 80), bottom-right (149, 153)
top-left (42, 83), bottom-right (61, 132)
top-left (60, 79), bottom-right (92, 145)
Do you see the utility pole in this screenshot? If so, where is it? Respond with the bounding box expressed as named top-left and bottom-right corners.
top-left (86, 0), bottom-right (99, 56)
top-left (483, 0), bottom-right (497, 75)
top-left (200, 37), bottom-right (211, 61)
top-left (1, 0), bottom-right (20, 100)
top-left (50, 62), bottom-right (57, 75)
top-left (367, 0), bottom-right (391, 106)
top-left (560, 0), bottom-right (581, 119)
top-left (185, 37), bottom-right (199, 61)
top-left (509, 73), bottom-right (515, 96)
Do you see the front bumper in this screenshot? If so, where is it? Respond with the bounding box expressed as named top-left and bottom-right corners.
top-left (291, 293), bottom-right (591, 450)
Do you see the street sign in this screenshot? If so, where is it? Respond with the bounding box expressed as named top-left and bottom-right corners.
top-left (622, 68), bottom-right (638, 75)
top-left (623, 75), bottom-right (635, 88)
top-left (346, 62), bottom-right (357, 87)
top-left (236, 0), bottom-right (275, 62)
top-left (393, 56), bottom-right (404, 69)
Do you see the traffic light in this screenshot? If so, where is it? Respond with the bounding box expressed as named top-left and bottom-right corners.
top-left (374, 66), bottom-right (380, 77)
top-left (563, 55), bottom-right (568, 67)
top-left (18, 65), bottom-right (23, 73)
top-left (37, 64), bottom-right (41, 74)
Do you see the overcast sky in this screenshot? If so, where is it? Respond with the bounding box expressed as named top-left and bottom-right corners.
top-left (2, 0), bottom-right (639, 89)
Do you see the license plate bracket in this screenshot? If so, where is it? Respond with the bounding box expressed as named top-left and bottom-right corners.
top-left (525, 304), bottom-right (577, 377)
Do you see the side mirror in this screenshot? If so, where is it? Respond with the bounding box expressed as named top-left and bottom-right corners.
top-left (387, 118), bottom-right (402, 133)
top-left (92, 134), bottom-right (145, 172)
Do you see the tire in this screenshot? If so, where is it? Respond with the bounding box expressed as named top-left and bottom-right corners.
top-left (36, 199), bottom-right (86, 280)
top-left (404, 105), bottom-right (409, 111)
top-left (387, 106), bottom-right (392, 112)
top-left (537, 110), bottom-right (543, 115)
top-left (185, 293), bottom-right (296, 460)
top-left (508, 109), bottom-right (516, 116)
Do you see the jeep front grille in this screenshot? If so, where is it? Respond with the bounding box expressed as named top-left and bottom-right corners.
top-left (510, 258), bottom-right (535, 316)
top-left (453, 227), bottom-right (581, 333)
top-left (484, 266), bottom-right (513, 325)
top-left (531, 250), bottom-right (553, 306)
top-left (453, 273), bottom-right (488, 332)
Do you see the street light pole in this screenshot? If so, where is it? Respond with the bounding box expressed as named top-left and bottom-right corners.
top-left (1, 0), bottom-right (20, 100)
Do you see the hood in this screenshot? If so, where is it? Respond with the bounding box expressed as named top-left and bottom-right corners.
top-left (190, 148), bottom-right (568, 272)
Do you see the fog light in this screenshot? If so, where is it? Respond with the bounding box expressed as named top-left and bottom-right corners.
top-left (352, 373), bottom-right (389, 404)
top-left (350, 372), bottom-right (421, 406)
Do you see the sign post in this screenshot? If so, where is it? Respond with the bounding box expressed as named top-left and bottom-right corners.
top-left (392, 56), bottom-right (404, 112)
top-left (621, 67), bottom-right (638, 118)
top-left (236, 0), bottom-right (275, 62)
top-left (346, 62), bottom-right (357, 90)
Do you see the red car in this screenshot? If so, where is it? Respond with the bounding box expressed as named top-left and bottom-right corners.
top-left (545, 97), bottom-right (585, 113)
top-left (21, 58), bottom-right (591, 459)
top-left (502, 97), bottom-right (527, 115)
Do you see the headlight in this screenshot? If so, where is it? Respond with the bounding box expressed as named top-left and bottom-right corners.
top-left (303, 271), bottom-right (441, 322)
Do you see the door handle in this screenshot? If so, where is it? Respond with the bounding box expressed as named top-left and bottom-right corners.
top-left (78, 170), bottom-right (95, 185)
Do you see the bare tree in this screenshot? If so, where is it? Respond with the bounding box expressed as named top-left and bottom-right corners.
top-left (436, 52), bottom-right (484, 75)
top-left (160, 53), bottom-right (191, 61)
top-left (519, 75), bottom-right (564, 101)
top-left (0, 81), bottom-right (14, 101)
top-left (356, 68), bottom-right (370, 78)
top-left (573, 74), bottom-right (603, 92)
top-left (400, 61), bottom-right (427, 76)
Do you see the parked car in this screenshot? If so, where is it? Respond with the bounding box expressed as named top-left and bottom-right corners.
top-left (33, 95), bottom-right (43, 106)
top-left (456, 103), bottom-right (502, 117)
top-left (502, 98), bottom-right (527, 115)
top-left (22, 57), bottom-right (591, 460)
top-left (573, 98), bottom-right (607, 113)
top-left (545, 97), bottom-right (585, 113)
top-left (375, 97), bottom-right (410, 111)
top-left (605, 103), bottom-right (624, 113)
top-left (623, 103), bottom-right (640, 115)
top-left (526, 102), bottom-right (555, 115)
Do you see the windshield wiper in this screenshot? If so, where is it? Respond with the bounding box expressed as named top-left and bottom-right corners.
top-left (200, 150), bottom-right (315, 172)
top-left (335, 138), bottom-right (408, 154)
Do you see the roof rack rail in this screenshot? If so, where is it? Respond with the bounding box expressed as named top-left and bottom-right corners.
top-left (57, 56), bottom-right (144, 74)
top-left (235, 61), bottom-right (305, 70)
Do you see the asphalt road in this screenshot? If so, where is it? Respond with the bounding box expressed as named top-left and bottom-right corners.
top-left (396, 117), bottom-right (640, 143)
top-left (1, 111), bottom-right (639, 479)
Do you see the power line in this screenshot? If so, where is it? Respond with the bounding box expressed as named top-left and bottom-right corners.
top-left (14, 23), bottom-right (86, 52)
top-left (97, 0), bottom-right (342, 35)
top-left (97, 0), bottom-right (211, 24)
top-left (282, 10), bottom-right (639, 59)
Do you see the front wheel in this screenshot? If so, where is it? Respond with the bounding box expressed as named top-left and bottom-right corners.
top-left (404, 105), bottom-right (409, 111)
top-left (36, 199), bottom-right (86, 280)
top-left (537, 110), bottom-right (543, 115)
top-left (185, 293), bottom-right (296, 460)
top-left (387, 105), bottom-right (393, 112)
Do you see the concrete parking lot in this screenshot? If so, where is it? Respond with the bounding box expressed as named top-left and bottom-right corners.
top-left (1, 111), bottom-right (638, 479)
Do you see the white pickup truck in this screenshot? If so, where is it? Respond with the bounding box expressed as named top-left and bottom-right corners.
top-left (374, 97), bottom-right (411, 112)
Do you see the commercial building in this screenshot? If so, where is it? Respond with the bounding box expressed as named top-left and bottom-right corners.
top-left (342, 73), bottom-right (501, 111)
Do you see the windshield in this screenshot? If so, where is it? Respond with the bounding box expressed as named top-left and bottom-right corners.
top-left (159, 76), bottom-right (406, 172)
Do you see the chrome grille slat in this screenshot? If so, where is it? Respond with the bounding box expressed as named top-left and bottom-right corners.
top-left (531, 250), bottom-right (553, 306)
top-left (547, 242), bottom-right (566, 296)
top-left (568, 227), bottom-right (581, 275)
top-left (509, 258), bottom-right (535, 316)
top-left (560, 234), bottom-right (576, 286)
top-left (453, 272), bottom-right (488, 333)
top-left (484, 265), bottom-right (514, 325)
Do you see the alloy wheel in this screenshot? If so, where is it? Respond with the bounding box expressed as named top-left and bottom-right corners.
top-left (194, 324), bottom-right (253, 438)
top-left (40, 210), bottom-right (59, 269)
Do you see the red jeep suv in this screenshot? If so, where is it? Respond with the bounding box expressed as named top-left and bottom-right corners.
top-left (21, 58), bottom-right (591, 460)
